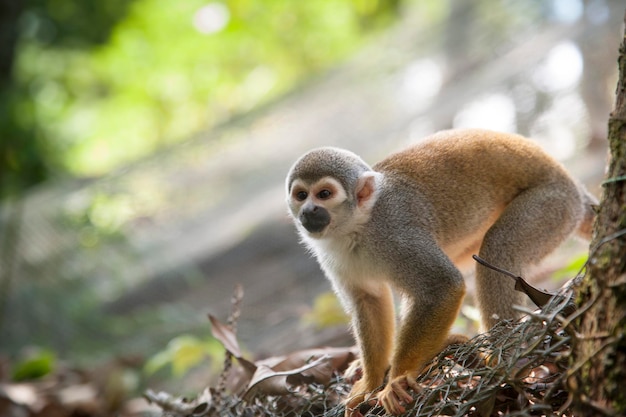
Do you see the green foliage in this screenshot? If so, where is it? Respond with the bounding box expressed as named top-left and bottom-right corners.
top-left (22, 0), bottom-right (132, 46)
top-left (2, 0), bottom-right (402, 197)
top-left (552, 253), bottom-right (589, 282)
top-left (12, 348), bottom-right (56, 381)
top-left (144, 335), bottom-right (224, 377)
top-left (0, 87), bottom-right (49, 198)
top-left (0, 0), bottom-right (134, 199)
top-left (303, 291), bottom-right (349, 328)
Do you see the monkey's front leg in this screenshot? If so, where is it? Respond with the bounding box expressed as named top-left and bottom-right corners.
top-left (378, 283), bottom-right (465, 415)
top-left (344, 283), bottom-right (395, 417)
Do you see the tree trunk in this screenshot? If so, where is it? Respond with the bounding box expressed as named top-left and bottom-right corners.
top-left (570, 11), bottom-right (626, 417)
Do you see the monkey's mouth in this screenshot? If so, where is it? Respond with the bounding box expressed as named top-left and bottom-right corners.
top-left (300, 210), bottom-right (331, 235)
top-left (301, 218), bottom-right (330, 235)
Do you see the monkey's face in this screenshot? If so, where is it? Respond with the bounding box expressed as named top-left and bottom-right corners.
top-left (287, 177), bottom-right (351, 238)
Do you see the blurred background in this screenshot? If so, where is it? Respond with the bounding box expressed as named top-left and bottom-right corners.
top-left (0, 0), bottom-right (623, 413)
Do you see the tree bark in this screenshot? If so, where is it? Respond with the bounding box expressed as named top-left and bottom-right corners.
top-left (570, 11), bottom-right (626, 417)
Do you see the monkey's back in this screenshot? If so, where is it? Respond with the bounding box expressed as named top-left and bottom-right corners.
top-left (375, 129), bottom-right (568, 193)
top-left (372, 128), bottom-right (583, 261)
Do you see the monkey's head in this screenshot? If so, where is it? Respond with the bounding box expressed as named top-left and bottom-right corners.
top-left (286, 147), bottom-right (381, 239)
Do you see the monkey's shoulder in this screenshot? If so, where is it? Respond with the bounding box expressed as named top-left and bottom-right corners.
top-left (373, 129), bottom-right (566, 192)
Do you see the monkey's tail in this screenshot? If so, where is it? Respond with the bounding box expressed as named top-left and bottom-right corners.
top-left (576, 188), bottom-right (598, 240)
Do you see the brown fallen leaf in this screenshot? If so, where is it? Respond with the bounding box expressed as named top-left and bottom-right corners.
top-left (261, 346), bottom-right (357, 374)
top-left (208, 314), bottom-right (242, 358)
top-left (144, 388), bottom-right (213, 415)
top-left (524, 365), bottom-right (552, 384)
top-left (210, 312), bottom-right (357, 398)
top-left (208, 314), bottom-right (256, 375)
top-left (243, 355), bottom-right (330, 401)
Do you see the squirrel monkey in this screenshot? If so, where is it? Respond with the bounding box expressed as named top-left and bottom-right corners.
top-left (285, 129), bottom-right (596, 416)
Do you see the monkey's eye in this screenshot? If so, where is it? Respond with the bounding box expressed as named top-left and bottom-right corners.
top-left (295, 191), bottom-right (308, 201)
top-left (317, 189), bottom-right (332, 200)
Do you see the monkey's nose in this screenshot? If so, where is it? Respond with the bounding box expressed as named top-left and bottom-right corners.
top-left (300, 205), bottom-right (331, 234)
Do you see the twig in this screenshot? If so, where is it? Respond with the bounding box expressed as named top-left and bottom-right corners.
top-left (588, 228), bottom-right (626, 258)
top-left (601, 175), bottom-right (626, 185)
top-left (214, 284), bottom-right (244, 405)
top-left (472, 255), bottom-right (518, 281)
top-left (144, 389), bottom-right (200, 414)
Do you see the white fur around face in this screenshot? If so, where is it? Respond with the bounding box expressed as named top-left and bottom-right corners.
top-left (298, 173), bottom-right (386, 297)
top-left (292, 173), bottom-right (383, 241)
top-left (287, 177), bottom-right (349, 239)
top-left (288, 177), bottom-right (347, 219)
top-left (288, 172), bottom-right (387, 306)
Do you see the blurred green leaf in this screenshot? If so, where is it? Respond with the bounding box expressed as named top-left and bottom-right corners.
top-left (303, 291), bottom-right (349, 328)
top-left (552, 253), bottom-right (589, 281)
top-left (12, 349), bottom-right (56, 381)
top-left (144, 335), bottom-right (223, 377)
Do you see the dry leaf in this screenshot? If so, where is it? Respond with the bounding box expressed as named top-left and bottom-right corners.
top-left (263, 347), bottom-right (357, 373)
top-left (524, 365), bottom-right (551, 384)
top-left (208, 315), bottom-right (241, 358)
top-left (243, 355), bottom-right (330, 401)
top-left (208, 314), bottom-right (256, 377)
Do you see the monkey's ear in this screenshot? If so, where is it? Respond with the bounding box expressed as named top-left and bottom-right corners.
top-left (355, 172), bottom-right (381, 208)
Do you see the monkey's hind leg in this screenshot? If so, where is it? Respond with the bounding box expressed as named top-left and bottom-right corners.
top-left (475, 183), bottom-right (582, 330)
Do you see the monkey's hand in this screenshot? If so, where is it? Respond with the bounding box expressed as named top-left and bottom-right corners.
top-left (376, 373), bottom-right (421, 415)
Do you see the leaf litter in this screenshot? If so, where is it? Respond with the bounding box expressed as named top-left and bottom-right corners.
top-left (146, 271), bottom-right (581, 417)
top-left (0, 263), bottom-right (583, 417)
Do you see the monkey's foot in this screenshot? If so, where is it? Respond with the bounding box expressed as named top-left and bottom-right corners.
top-left (343, 358), bottom-right (363, 384)
top-left (377, 374), bottom-right (421, 415)
top-left (344, 379), bottom-right (377, 417)
top-left (344, 393), bottom-right (366, 417)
